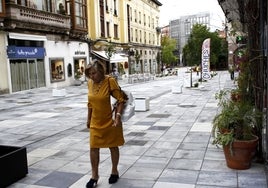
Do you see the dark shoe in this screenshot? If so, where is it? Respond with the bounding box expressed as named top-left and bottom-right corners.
top-left (86, 178), bottom-right (98, 188)
top-left (109, 174), bottom-right (119, 184)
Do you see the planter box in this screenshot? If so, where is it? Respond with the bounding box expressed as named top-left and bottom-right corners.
top-left (0, 145), bottom-right (28, 188)
top-left (52, 88), bottom-right (66, 97)
top-left (135, 97), bottom-right (150, 111)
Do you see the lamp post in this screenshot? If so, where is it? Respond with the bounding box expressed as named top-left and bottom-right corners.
top-left (126, 44), bottom-right (134, 75)
top-left (104, 41), bottom-right (116, 74)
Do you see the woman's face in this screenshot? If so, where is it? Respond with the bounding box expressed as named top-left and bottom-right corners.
top-left (88, 68), bottom-right (103, 83)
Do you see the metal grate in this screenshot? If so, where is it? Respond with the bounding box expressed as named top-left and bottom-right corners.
top-left (147, 114), bottom-right (171, 118)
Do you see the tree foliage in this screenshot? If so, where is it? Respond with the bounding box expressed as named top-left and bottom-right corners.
top-left (183, 24), bottom-right (227, 68)
top-left (161, 36), bottom-right (177, 66)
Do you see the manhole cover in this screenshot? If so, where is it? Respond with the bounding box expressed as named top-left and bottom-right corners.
top-left (178, 104), bottom-right (197, 108)
top-left (147, 114), bottom-right (171, 118)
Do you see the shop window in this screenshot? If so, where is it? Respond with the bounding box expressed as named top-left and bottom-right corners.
top-left (74, 58), bottom-right (86, 79)
top-left (50, 58), bottom-right (65, 82)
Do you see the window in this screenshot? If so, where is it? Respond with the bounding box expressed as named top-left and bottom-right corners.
top-left (135, 29), bottom-right (138, 42)
top-left (74, 58), bottom-right (86, 79)
top-left (75, 0), bottom-right (87, 28)
top-left (134, 10), bottom-right (137, 22)
top-left (144, 31), bottom-right (146, 43)
top-left (131, 28), bottom-right (133, 41)
top-left (105, 0), bottom-right (108, 12)
top-left (144, 14), bottom-right (146, 26)
top-left (100, 0), bottom-right (105, 37)
top-left (56, 0), bottom-right (66, 14)
top-left (114, 24), bottom-right (118, 38)
top-left (43, 0), bottom-right (52, 12)
top-left (106, 21), bottom-right (110, 37)
top-left (113, 0), bottom-right (117, 16)
top-left (129, 7), bottom-right (132, 21)
top-left (139, 30), bottom-right (142, 42)
top-left (50, 58), bottom-right (65, 82)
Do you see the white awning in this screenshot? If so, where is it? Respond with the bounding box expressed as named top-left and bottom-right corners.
top-left (9, 32), bottom-right (47, 41)
top-left (92, 50), bottom-right (128, 63)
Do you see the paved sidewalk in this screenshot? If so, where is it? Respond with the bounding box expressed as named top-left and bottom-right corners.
top-left (0, 70), bottom-right (267, 188)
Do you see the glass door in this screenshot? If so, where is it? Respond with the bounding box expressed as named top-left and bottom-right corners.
top-left (28, 59), bottom-right (37, 89)
top-left (10, 59), bottom-right (28, 92)
top-left (10, 59), bottom-right (46, 92)
top-left (28, 59), bottom-right (46, 89)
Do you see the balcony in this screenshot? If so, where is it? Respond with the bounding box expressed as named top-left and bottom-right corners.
top-left (4, 3), bottom-right (70, 34)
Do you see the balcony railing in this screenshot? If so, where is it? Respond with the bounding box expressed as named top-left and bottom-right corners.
top-left (5, 3), bottom-right (70, 33)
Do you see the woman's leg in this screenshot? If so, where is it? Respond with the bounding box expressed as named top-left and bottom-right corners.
top-left (90, 148), bottom-right (100, 180)
top-left (109, 147), bottom-right (119, 175)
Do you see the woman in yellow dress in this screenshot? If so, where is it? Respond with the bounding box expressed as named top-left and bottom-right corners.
top-left (84, 60), bottom-right (126, 188)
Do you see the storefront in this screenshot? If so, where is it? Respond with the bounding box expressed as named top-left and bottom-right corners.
top-left (45, 40), bottom-right (89, 88)
top-left (6, 33), bottom-right (89, 92)
top-left (7, 33), bottom-right (47, 93)
top-left (7, 46), bottom-right (46, 92)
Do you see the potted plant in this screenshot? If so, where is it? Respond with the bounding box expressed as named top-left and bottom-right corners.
top-left (73, 70), bottom-right (82, 86)
top-left (212, 57), bottom-right (262, 170)
top-left (212, 89), bottom-right (262, 170)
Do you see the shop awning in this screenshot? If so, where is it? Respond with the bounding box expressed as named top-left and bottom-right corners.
top-left (9, 32), bottom-right (47, 41)
top-left (92, 50), bottom-right (128, 63)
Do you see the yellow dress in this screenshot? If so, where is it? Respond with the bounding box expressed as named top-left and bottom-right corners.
top-left (87, 76), bottom-right (125, 148)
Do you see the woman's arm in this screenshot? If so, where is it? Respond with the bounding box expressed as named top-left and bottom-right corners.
top-left (113, 102), bottom-right (124, 127)
top-left (87, 107), bottom-right (92, 128)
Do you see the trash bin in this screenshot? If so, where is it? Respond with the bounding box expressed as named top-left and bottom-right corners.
top-left (134, 97), bottom-right (150, 111)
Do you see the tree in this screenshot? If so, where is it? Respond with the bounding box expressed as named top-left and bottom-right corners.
top-left (183, 24), bottom-right (226, 69)
top-left (104, 41), bottom-right (116, 73)
top-left (161, 36), bottom-right (177, 67)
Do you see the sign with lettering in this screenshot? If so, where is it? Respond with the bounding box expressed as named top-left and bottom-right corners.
top-left (74, 50), bottom-right (86, 55)
top-left (201, 38), bottom-right (211, 80)
top-left (7, 46), bottom-right (45, 59)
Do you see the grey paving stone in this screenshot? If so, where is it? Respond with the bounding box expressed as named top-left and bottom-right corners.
top-left (168, 158), bottom-right (203, 170)
top-left (238, 171), bottom-right (268, 188)
top-left (197, 171), bottom-right (237, 187)
top-left (35, 171), bottom-right (84, 188)
top-left (158, 169), bottom-right (199, 184)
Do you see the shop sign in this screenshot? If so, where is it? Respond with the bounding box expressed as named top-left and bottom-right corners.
top-left (74, 50), bottom-right (86, 55)
top-left (7, 46), bottom-right (45, 58)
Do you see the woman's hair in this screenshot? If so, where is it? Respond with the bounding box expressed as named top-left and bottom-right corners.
top-left (85, 60), bottom-right (106, 78)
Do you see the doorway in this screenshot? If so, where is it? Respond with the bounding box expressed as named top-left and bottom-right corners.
top-left (10, 59), bottom-right (45, 92)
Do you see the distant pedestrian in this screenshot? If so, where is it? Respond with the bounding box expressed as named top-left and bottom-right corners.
top-left (111, 69), bottom-right (119, 81)
top-left (84, 60), bottom-right (126, 188)
top-left (229, 65), bottom-right (234, 80)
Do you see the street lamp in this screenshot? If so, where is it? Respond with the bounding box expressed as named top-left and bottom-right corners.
top-left (128, 49), bottom-right (134, 75)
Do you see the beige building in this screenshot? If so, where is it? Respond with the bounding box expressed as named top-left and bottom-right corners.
top-left (87, 0), bottom-right (162, 75)
top-left (0, 0), bottom-right (162, 93)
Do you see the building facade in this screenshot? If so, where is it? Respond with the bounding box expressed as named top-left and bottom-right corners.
top-left (169, 12), bottom-right (210, 65)
top-left (87, 0), bottom-right (162, 75)
top-left (0, 0), bottom-right (89, 94)
top-left (0, 0), bottom-right (162, 93)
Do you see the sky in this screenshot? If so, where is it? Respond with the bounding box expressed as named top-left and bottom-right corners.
top-left (159, 0), bottom-right (226, 31)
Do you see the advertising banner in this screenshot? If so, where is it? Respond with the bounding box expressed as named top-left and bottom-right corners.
top-left (201, 38), bottom-right (211, 80)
